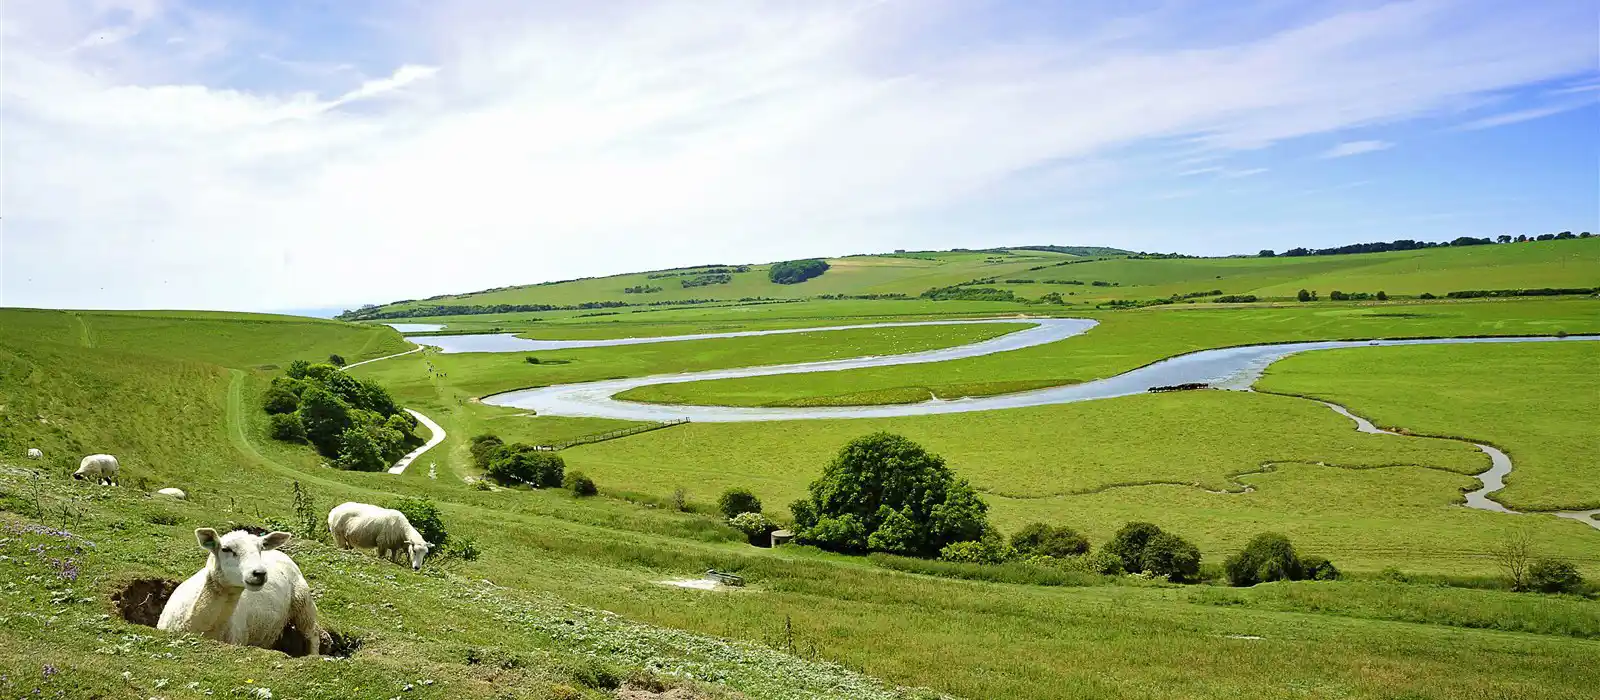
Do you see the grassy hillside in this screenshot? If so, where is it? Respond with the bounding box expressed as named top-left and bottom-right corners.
top-left (346, 238), bottom-right (1598, 323)
top-left (7, 304), bottom-right (1600, 697)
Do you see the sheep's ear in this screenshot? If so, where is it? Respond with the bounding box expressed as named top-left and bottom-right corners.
top-left (261, 531), bottom-right (292, 550)
top-left (196, 528), bottom-right (220, 551)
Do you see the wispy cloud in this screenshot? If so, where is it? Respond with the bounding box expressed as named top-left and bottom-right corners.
top-left (1319, 140), bottom-right (1393, 158)
top-left (1457, 102), bottom-right (1592, 130)
top-left (4, 0), bottom-right (1598, 309)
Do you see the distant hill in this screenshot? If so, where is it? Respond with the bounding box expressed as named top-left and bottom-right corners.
top-left (338, 238), bottom-right (1599, 321)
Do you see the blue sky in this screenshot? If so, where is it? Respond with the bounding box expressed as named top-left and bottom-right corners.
top-left (2, 0), bottom-right (1596, 311)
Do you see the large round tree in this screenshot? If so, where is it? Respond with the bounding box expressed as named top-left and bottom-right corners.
top-left (792, 432), bottom-right (989, 557)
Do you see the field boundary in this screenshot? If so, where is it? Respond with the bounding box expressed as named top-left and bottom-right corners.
top-left (539, 419), bottom-right (689, 451)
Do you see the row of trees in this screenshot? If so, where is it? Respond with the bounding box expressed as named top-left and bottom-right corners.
top-left (1297, 289), bottom-right (1388, 302)
top-left (263, 360), bottom-right (420, 472)
top-left (1259, 231), bottom-right (1589, 258)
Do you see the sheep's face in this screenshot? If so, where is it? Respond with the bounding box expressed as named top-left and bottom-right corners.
top-left (196, 529), bottom-right (292, 591)
top-left (406, 542), bottom-right (432, 571)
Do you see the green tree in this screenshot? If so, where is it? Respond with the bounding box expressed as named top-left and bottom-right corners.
top-left (1225, 532), bottom-right (1304, 586)
top-left (469, 434), bottom-right (505, 470)
top-left (262, 386), bottom-right (300, 415)
top-left (564, 471), bottom-right (598, 497)
top-left (1139, 532), bottom-right (1201, 582)
top-left (1105, 522), bottom-right (1163, 573)
top-left (717, 487), bottom-right (763, 519)
top-left (487, 445), bottom-right (565, 487)
top-left (335, 427), bottom-right (387, 472)
top-left (328, 353), bottom-right (346, 367)
top-left (793, 432), bottom-right (989, 557)
top-left (1528, 558), bottom-right (1584, 594)
top-left (268, 413), bottom-right (306, 442)
top-left (1297, 289), bottom-right (1312, 302)
top-left (299, 386), bottom-right (352, 457)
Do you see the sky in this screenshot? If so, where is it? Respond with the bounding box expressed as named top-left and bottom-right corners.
top-left (2, 0), bottom-right (1597, 312)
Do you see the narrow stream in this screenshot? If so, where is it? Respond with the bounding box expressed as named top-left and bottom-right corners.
top-left (1316, 400), bottom-right (1597, 528)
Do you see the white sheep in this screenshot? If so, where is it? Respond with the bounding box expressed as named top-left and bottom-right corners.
top-left (157, 528), bottom-right (320, 656)
top-left (157, 488), bottom-right (187, 500)
top-left (73, 454), bottom-right (119, 485)
top-left (27, 448), bottom-right (42, 459)
top-left (328, 502), bottom-right (432, 570)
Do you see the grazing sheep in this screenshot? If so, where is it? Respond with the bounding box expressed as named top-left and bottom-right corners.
top-left (156, 488), bottom-right (187, 500)
top-left (73, 454), bottom-right (119, 485)
top-left (27, 448), bottom-right (42, 459)
top-left (157, 529), bottom-right (319, 656)
top-left (328, 502), bottom-right (432, 570)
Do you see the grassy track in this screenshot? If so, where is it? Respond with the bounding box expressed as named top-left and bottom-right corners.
top-left (615, 298), bottom-right (1600, 406)
top-left (1258, 341), bottom-right (1600, 511)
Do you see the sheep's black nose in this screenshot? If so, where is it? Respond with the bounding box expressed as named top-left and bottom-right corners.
top-left (248, 569), bottom-right (267, 581)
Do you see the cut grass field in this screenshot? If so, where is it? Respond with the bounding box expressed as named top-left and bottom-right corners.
top-left (1257, 341), bottom-right (1600, 511)
top-left (613, 297), bottom-right (1600, 406)
top-left (7, 307), bottom-right (1600, 698)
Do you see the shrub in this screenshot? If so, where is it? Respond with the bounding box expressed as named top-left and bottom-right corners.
top-left (789, 498), bottom-right (817, 530)
top-left (472, 479), bottom-right (493, 491)
top-left (1528, 558), bottom-right (1584, 594)
top-left (268, 413), bottom-right (307, 442)
top-left (1297, 289), bottom-right (1312, 302)
top-left (1212, 294), bottom-right (1257, 303)
top-left (1070, 549), bottom-right (1126, 576)
top-left (262, 386), bottom-right (300, 415)
top-left (717, 487), bottom-right (763, 519)
top-left (1225, 532), bottom-right (1301, 586)
top-left (564, 471), bottom-right (598, 497)
top-left (939, 532), bottom-right (1015, 565)
top-left (728, 512), bottom-right (777, 544)
top-left (1419, 292), bottom-right (1436, 299)
top-left (486, 446), bottom-right (564, 487)
top-left (791, 432), bottom-right (990, 557)
top-left (1010, 523), bottom-right (1090, 558)
top-left (1376, 291), bottom-right (1388, 301)
top-left (388, 497), bottom-right (448, 547)
top-left (1329, 290), bottom-right (1349, 301)
top-left (768, 258), bottom-right (830, 284)
top-left (1300, 555), bottom-right (1341, 581)
top-left (524, 356), bottom-right (541, 364)
top-left (437, 535), bottom-right (481, 563)
top-left (328, 354), bottom-right (346, 367)
top-left (1105, 522), bottom-right (1163, 573)
top-left (469, 434), bottom-right (504, 470)
top-left (1140, 532), bottom-right (1201, 582)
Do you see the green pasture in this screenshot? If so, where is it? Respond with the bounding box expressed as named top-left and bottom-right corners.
top-left (6, 307), bottom-right (1600, 698)
top-left (1258, 341), bottom-right (1600, 511)
top-left (616, 297), bottom-right (1600, 406)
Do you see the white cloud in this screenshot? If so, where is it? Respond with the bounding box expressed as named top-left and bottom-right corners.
top-left (3, 0), bottom-right (1598, 310)
top-left (1319, 140), bottom-right (1394, 158)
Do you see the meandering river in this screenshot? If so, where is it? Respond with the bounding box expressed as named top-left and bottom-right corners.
top-left (405, 319), bottom-right (1599, 524)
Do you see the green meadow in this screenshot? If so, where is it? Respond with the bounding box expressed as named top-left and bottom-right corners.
top-left (1258, 341), bottom-right (1600, 511)
top-left (3, 239), bottom-right (1600, 699)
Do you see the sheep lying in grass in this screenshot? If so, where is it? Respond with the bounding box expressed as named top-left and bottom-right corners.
top-left (156, 488), bottom-right (187, 500)
top-left (328, 502), bottom-right (432, 570)
top-left (157, 528), bottom-right (320, 656)
top-left (73, 454), bottom-right (119, 485)
top-left (27, 448), bottom-right (42, 459)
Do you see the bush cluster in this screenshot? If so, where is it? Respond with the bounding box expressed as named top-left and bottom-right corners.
top-left (790, 433), bottom-right (989, 557)
top-left (469, 433), bottom-right (565, 487)
top-left (1105, 522), bottom-right (1201, 582)
top-left (1010, 523), bottom-right (1089, 559)
top-left (564, 471), bottom-right (598, 497)
top-left (729, 512), bottom-right (777, 544)
top-left (1223, 532), bottom-right (1339, 586)
top-left (263, 360), bottom-right (417, 471)
top-left (388, 497), bottom-right (448, 547)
